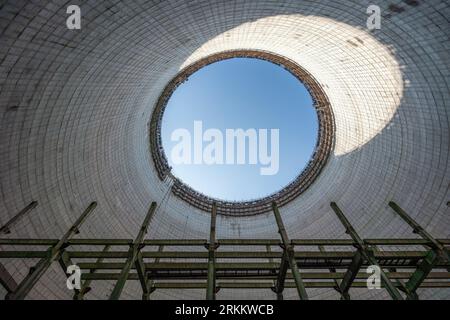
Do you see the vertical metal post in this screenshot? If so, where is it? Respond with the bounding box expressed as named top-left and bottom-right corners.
top-left (388, 201), bottom-right (448, 299)
top-left (272, 202), bottom-right (308, 300)
top-left (206, 202), bottom-right (217, 300)
top-left (6, 202), bottom-right (97, 300)
top-left (74, 245), bottom-right (111, 300)
top-left (135, 250), bottom-right (150, 299)
top-left (273, 251), bottom-right (288, 300)
top-left (144, 245), bottom-right (164, 300)
top-left (338, 250), bottom-right (363, 298)
top-left (58, 250), bottom-right (79, 297)
top-left (109, 202), bottom-right (157, 300)
top-left (0, 201), bottom-right (38, 235)
top-left (319, 245), bottom-right (351, 300)
top-left (330, 202), bottom-right (404, 300)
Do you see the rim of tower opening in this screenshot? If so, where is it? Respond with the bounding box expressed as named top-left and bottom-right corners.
top-left (149, 50), bottom-right (336, 216)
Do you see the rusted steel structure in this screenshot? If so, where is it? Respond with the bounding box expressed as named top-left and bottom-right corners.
top-left (149, 50), bottom-right (335, 216)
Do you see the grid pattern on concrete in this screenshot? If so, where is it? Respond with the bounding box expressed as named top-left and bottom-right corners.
top-left (0, 0), bottom-right (449, 299)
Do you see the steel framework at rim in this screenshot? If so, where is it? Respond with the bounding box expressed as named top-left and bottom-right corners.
top-left (149, 49), bottom-right (335, 216)
top-left (0, 201), bottom-right (449, 300)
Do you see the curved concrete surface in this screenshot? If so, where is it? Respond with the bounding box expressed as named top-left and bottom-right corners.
top-left (0, 0), bottom-right (449, 299)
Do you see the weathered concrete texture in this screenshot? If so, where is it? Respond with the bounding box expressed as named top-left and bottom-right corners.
top-left (0, 0), bottom-right (449, 300)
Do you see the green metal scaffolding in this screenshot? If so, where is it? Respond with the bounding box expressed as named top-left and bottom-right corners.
top-left (0, 200), bottom-right (449, 300)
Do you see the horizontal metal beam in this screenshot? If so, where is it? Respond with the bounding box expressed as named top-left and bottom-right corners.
top-left (74, 259), bottom-right (450, 271)
top-left (148, 281), bottom-right (450, 289)
top-left (0, 250), bottom-right (442, 261)
top-left (71, 279), bottom-right (450, 290)
top-left (77, 262), bottom-right (279, 271)
top-left (144, 239), bottom-right (208, 246)
top-left (218, 239), bottom-right (281, 246)
top-left (1, 238), bottom-right (448, 247)
top-left (80, 271), bottom-right (450, 281)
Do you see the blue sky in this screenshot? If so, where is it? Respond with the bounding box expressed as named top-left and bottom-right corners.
top-left (161, 58), bottom-right (318, 201)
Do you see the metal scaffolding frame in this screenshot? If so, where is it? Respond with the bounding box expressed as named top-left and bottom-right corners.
top-left (0, 201), bottom-right (449, 300)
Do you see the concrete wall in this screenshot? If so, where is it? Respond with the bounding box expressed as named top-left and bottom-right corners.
top-left (0, 0), bottom-right (449, 299)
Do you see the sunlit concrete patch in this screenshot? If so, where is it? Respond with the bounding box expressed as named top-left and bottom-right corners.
top-left (182, 15), bottom-right (404, 156)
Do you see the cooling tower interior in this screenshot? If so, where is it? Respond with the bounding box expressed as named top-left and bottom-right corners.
top-left (0, 0), bottom-right (449, 301)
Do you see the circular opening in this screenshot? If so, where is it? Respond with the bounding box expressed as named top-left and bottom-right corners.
top-left (150, 50), bottom-right (335, 216)
top-left (161, 58), bottom-right (318, 201)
